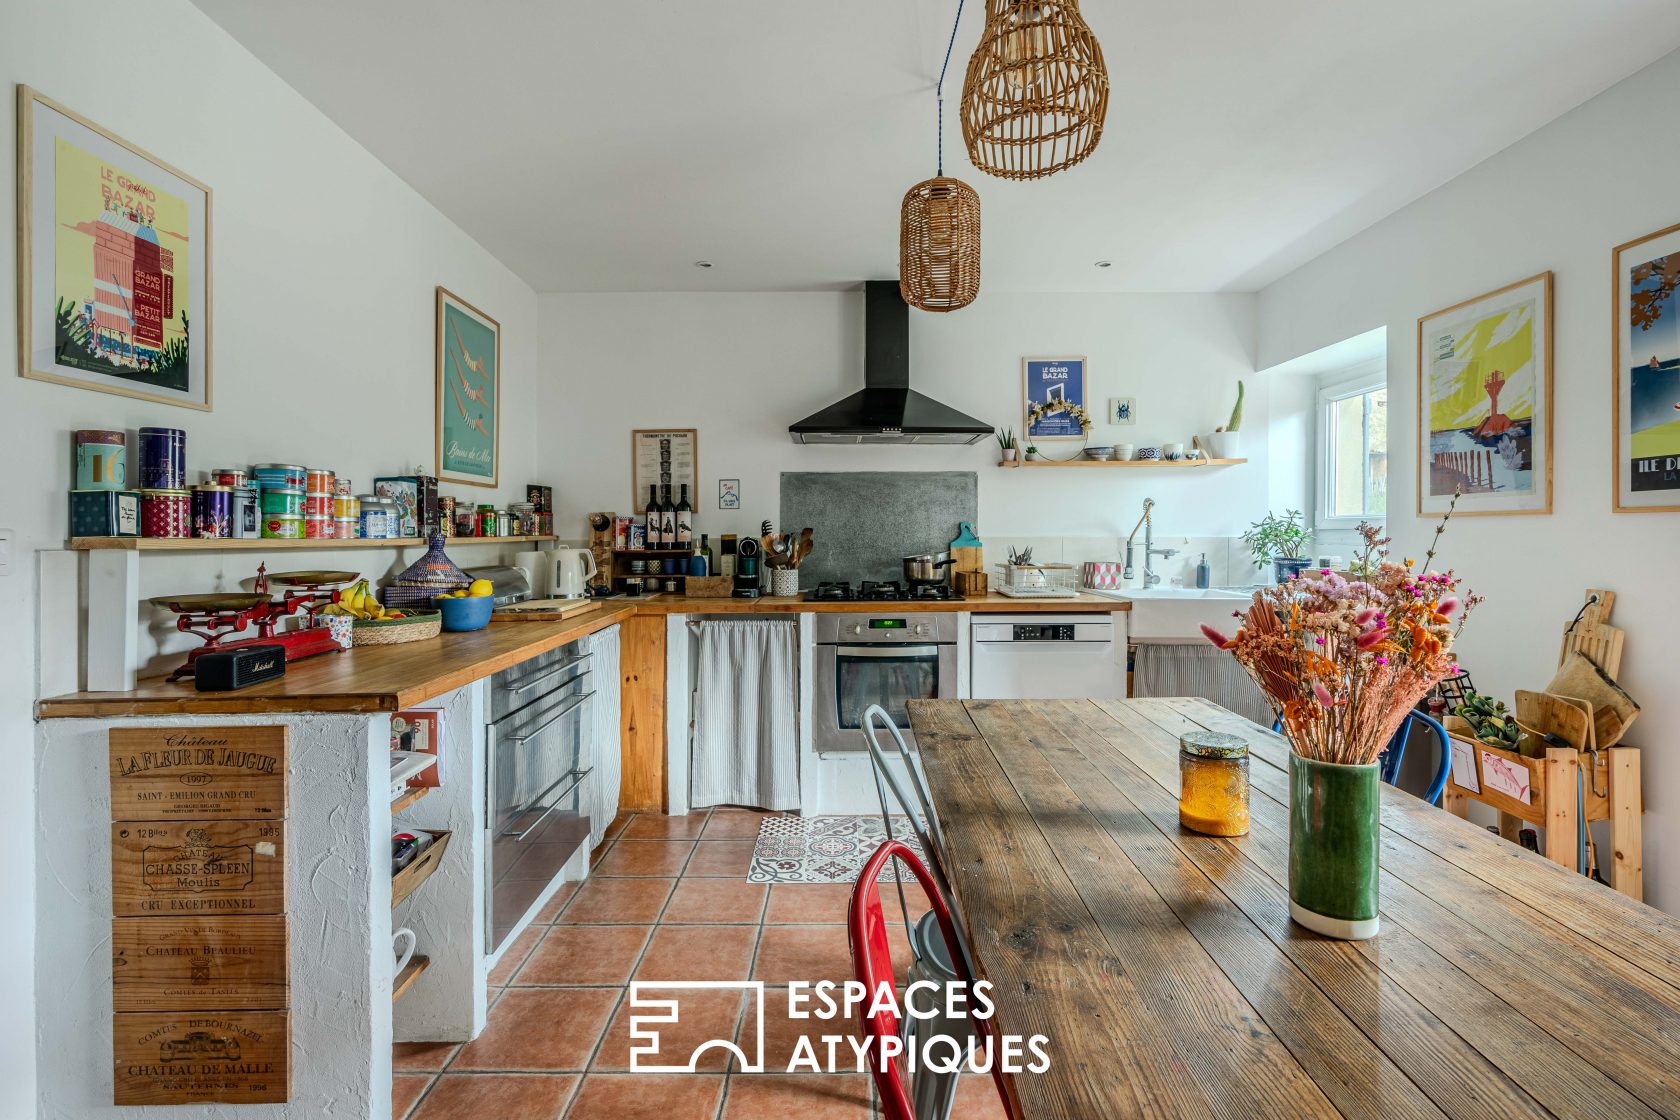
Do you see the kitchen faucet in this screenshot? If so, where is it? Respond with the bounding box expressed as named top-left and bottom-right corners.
top-left (1122, 498), bottom-right (1179, 587)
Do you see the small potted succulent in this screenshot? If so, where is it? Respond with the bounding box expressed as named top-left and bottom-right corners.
top-left (996, 426), bottom-right (1018, 462)
top-left (1025, 444), bottom-right (1041, 462)
top-left (1241, 509), bottom-right (1314, 583)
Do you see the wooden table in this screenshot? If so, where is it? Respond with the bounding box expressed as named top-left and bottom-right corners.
top-left (908, 697), bottom-right (1680, 1120)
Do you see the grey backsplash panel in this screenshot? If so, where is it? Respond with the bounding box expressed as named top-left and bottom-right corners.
top-left (781, 471), bottom-right (979, 586)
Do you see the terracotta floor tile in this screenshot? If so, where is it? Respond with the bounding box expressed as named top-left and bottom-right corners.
top-left (662, 877), bottom-right (768, 924)
top-left (623, 812), bottom-right (711, 840)
top-left (453, 987), bottom-right (618, 1070)
top-left (685, 839), bottom-right (756, 877)
top-left (411, 1073), bottom-right (576, 1120)
top-left (951, 1070), bottom-right (1013, 1119)
top-left (603, 811), bottom-right (634, 841)
top-left (722, 1073), bottom-right (874, 1118)
top-left (535, 879), bottom-right (582, 923)
top-left (752, 924), bottom-right (855, 987)
top-left (765, 884), bottom-right (854, 924)
top-left (391, 1073), bottom-right (431, 1119)
top-left (515, 924), bottom-right (651, 986)
top-left (488, 924), bottom-right (545, 987)
top-left (635, 924), bottom-right (758, 983)
top-left (700, 809), bottom-right (776, 840)
top-left (595, 841), bottom-right (695, 877)
top-left (736, 989), bottom-right (863, 1075)
top-left (566, 1073), bottom-right (724, 1120)
top-left (393, 1040), bottom-right (459, 1072)
top-left (561, 877), bottom-right (676, 924)
top-left (592, 986), bottom-right (745, 1071)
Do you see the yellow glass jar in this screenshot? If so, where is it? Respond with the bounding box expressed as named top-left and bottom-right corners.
top-left (1179, 730), bottom-right (1250, 836)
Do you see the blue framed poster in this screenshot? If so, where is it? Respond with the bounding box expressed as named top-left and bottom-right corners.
top-left (1023, 356), bottom-right (1088, 440)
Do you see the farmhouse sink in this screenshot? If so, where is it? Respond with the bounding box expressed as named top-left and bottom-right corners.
top-left (1085, 586), bottom-right (1252, 640)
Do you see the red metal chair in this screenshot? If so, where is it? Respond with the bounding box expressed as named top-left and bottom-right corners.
top-left (849, 839), bottom-right (1015, 1120)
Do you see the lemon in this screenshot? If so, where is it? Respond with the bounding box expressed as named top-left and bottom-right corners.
top-left (468, 579), bottom-right (495, 598)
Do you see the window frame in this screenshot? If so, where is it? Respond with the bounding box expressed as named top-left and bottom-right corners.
top-left (1316, 362), bottom-right (1388, 530)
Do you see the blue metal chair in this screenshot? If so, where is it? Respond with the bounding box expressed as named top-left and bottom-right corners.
top-left (1270, 711), bottom-right (1451, 806)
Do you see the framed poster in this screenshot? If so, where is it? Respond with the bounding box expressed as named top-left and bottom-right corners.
top-left (1023, 356), bottom-right (1089, 441)
top-left (632, 429), bottom-right (697, 512)
top-left (435, 287), bottom-right (500, 487)
top-left (1416, 272), bottom-right (1552, 517)
top-left (1613, 222), bottom-right (1680, 512)
top-left (17, 87), bottom-right (212, 410)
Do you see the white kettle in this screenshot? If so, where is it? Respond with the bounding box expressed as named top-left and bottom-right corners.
top-left (548, 548), bottom-right (597, 599)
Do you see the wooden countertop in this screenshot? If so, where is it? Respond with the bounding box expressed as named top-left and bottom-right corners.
top-left (909, 696), bottom-right (1680, 1120)
top-left (36, 594), bottom-right (1126, 718)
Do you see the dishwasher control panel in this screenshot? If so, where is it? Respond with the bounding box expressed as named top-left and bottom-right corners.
top-left (1013, 624), bottom-right (1077, 641)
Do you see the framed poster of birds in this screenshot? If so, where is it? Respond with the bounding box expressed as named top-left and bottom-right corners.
top-left (435, 286), bottom-right (500, 487)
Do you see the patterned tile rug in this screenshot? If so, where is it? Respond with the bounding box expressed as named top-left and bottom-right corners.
top-left (749, 814), bottom-right (929, 884)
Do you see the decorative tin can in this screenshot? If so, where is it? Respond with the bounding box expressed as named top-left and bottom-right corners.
top-left (260, 487), bottom-right (305, 516)
top-left (437, 496), bottom-right (457, 538)
top-left (331, 494), bottom-right (359, 520)
top-left (495, 511), bottom-right (513, 537)
top-left (137, 427), bottom-right (187, 491)
top-left (359, 495), bottom-right (398, 540)
top-left (209, 467), bottom-right (248, 489)
top-left (74, 430), bottom-right (127, 490)
top-left (251, 463), bottom-right (307, 492)
top-left (191, 485), bottom-right (234, 539)
top-left (231, 488), bottom-right (259, 538)
top-left (306, 468), bottom-right (335, 494)
top-left (334, 477), bottom-right (353, 497)
top-left (477, 505), bottom-right (497, 537)
top-left (262, 514), bottom-right (305, 540)
top-left (304, 492), bottom-right (335, 517)
top-left (332, 517), bottom-right (359, 540)
top-left (304, 515), bottom-right (333, 540)
top-left (69, 489), bottom-right (141, 537)
top-left (141, 489), bottom-right (192, 538)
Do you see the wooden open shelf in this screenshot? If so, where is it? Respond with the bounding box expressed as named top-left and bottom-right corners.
top-left (392, 955), bottom-right (430, 1003)
top-left (392, 830), bottom-right (451, 908)
top-left (389, 786), bottom-right (432, 815)
top-left (69, 534), bottom-right (556, 551)
top-left (997, 458), bottom-right (1247, 469)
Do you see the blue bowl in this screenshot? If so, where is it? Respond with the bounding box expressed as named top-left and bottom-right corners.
top-left (434, 593), bottom-right (494, 632)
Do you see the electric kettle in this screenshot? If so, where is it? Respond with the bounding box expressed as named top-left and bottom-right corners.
top-left (549, 548), bottom-right (598, 599)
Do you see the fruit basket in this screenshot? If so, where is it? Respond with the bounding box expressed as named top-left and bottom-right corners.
top-left (351, 609), bottom-right (442, 646)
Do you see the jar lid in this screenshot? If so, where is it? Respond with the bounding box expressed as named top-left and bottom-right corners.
top-left (1180, 730), bottom-right (1248, 759)
top-left (192, 484), bottom-right (234, 492)
top-left (140, 488), bottom-right (190, 497)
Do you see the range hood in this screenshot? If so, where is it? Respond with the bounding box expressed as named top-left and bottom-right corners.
top-left (789, 281), bottom-right (992, 445)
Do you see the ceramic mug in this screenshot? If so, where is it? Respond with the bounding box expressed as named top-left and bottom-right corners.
top-left (1114, 444), bottom-right (1136, 461)
top-left (393, 927), bottom-right (417, 975)
top-left (320, 613), bottom-right (353, 649)
top-left (1163, 442), bottom-right (1185, 461)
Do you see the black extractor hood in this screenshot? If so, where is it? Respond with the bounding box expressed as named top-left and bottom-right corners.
top-left (789, 281), bottom-right (992, 445)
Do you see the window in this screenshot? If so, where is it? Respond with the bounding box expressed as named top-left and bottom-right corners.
top-left (1319, 374), bottom-right (1388, 525)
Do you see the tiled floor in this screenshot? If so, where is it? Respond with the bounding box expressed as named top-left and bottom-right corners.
top-left (393, 808), bottom-right (1009, 1119)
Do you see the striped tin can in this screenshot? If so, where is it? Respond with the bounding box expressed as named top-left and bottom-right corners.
top-left (251, 463), bottom-right (307, 492)
top-left (230, 488), bottom-right (259, 538)
top-left (331, 494), bottom-right (360, 520)
top-left (262, 514), bottom-right (305, 540)
top-left (260, 487), bottom-right (306, 516)
top-left (332, 517), bottom-right (359, 540)
top-left (136, 428), bottom-right (186, 491)
top-left (304, 515), bottom-right (333, 540)
top-left (208, 467), bottom-right (249, 489)
top-left (191, 485), bottom-right (234, 539)
top-left (306, 468), bottom-right (335, 495)
top-left (73, 430), bottom-right (127, 490)
top-left (437, 496), bottom-right (456, 537)
top-left (304, 492), bottom-right (335, 517)
top-left (140, 489), bottom-right (192, 538)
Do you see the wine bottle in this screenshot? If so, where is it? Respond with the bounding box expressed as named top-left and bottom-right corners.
top-left (659, 485), bottom-right (677, 550)
top-left (699, 533), bottom-right (714, 575)
top-left (645, 484), bottom-right (663, 550)
top-left (675, 484), bottom-right (694, 549)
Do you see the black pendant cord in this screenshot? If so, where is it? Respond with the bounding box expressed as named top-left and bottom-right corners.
top-left (937, 0), bottom-right (966, 176)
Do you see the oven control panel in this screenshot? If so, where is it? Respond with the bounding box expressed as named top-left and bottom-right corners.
top-left (843, 618), bottom-right (933, 638)
top-left (814, 612), bottom-right (960, 644)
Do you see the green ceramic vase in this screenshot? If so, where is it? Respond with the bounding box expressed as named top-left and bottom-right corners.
top-left (1287, 752), bottom-right (1381, 940)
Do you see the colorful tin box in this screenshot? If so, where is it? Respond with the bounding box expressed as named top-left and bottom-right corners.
top-left (74, 430), bottom-right (127, 490)
top-left (68, 489), bottom-right (141, 537)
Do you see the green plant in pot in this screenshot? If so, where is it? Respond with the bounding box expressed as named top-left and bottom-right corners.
top-left (996, 426), bottom-right (1018, 462)
top-left (1203, 501), bottom-right (1480, 939)
top-left (1242, 509), bottom-right (1314, 583)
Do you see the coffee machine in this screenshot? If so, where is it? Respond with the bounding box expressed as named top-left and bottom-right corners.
top-left (732, 537), bottom-right (761, 599)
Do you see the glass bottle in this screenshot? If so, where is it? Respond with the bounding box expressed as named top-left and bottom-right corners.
top-left (658, 485), bottom-right (676, 551)
top-left (645, 484), bottom-right (662, 550)
top-left (675, 484), bottom-right (694, 549)
top-left (1178, 731), bottom-right (1249, 836)
top-left (698, 533), bottom-right (714, 576)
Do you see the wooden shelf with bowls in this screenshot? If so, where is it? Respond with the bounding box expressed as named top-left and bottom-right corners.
top-left (392, 955), bottom-right (430, 1003)
top-left (69, 534), bottom-right (557, 551)
top-left (997, 458), bottom-right (1246, 469)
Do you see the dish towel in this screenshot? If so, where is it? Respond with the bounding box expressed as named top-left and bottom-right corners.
top-left (692, 619), bottom-right (801, 811)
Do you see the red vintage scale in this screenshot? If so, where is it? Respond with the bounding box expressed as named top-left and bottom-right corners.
top-left (153, 564), bottom-right (355, 682)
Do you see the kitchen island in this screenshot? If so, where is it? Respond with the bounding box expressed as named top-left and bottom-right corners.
top-left (910, 696), bottom-right (1680, 1119)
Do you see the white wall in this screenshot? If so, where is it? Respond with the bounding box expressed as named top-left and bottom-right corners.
top-left (1257, 49), bottom-right (1680, 910)
top-left (542, 290), bottom-right (1261, 563)
top-left (3, 1), bottom-right (546, 1109)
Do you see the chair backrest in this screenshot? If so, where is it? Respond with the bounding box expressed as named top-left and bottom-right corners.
top-left (1273, 711), bottom-right (1451, 806)
top-left (849, 840), bottom-right (1012, 1120)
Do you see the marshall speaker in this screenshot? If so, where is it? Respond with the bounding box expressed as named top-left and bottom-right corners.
top-left (194, 644), bottom-right (287, 691)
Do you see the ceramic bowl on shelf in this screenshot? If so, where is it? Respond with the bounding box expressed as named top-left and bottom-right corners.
top-left (1084, 446), bottom-right (1113, 461)
top-left (1137, 447), bottom-right (1161, 460)
top-left (1114, 444), bottom-right (1136, 461)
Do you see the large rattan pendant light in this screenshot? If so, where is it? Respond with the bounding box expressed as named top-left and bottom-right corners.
top-left (961, 0), bottom-right (1108, 180)
top-left (901, 0), bottom-right (981, 313)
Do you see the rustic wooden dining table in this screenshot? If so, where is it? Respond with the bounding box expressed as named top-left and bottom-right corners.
top-left (906, 696), bottom-right (1680, 1120)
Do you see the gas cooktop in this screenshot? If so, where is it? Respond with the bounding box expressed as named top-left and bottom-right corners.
top-left (804, 581), bottom-right (961, 603)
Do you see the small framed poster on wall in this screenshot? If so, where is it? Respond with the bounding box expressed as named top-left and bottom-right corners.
top-left (1613, 222), bottom-right (1680, 512)
top-left (1023, 356), bottom-right (1089, 441)
top-left (435, 287), bottom-right (500, 487)
top-left (632, 429), bottom-right (698, 512)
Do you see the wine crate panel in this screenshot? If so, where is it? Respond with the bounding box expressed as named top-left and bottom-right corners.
top-left (111, 820), bottom-right (286, 917)
top-left (113, 1009), bottom-right (290, 1105)
top-left (109, 726), bottom-right (287, 821)
top-left (112, 916), bottom-right (289, 1012)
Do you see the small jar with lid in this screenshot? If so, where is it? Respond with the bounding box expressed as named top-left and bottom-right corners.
top-left (1178, 730), bottom-right (1249, 837)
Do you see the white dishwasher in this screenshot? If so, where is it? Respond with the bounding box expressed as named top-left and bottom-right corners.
top-left (970, 613), bottom-right (1127, 699)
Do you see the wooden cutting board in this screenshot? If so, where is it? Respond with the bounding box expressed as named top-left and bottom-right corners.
top-left (950, 520), bottom-right (984, 575)
top-left (492, 598), bottom-right (599, 620)
top-left (1515, 689), bottom-right (1593, 752)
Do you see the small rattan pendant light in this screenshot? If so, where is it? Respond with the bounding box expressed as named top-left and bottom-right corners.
top-left (901, 1), bottom-right (981, 313)
top-left (961, 0), bottom-right (1108, 180)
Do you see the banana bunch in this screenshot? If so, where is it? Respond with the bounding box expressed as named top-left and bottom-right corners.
top-left (1454, 691), bottom-right (1519, 747)
top-left (321, 578), bottom-right (406, 621)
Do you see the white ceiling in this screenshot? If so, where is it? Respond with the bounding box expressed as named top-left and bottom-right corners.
top-left (193, 0), bottom-right (1680, 294)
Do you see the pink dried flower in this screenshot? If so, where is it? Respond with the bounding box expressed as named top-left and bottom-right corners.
top-left (1312, 681), bottom-right (1335, 708)
top-left (1437, 597), bottom-right (1458, 616)
top-left (1374, 656), bottom-right (1388, 665)
top-left (1200, 624), bottom-right (1232, 648)
top-left (1354, 606), bottom-right (1379, 626)
top-left (1355, 628), bottom-right (1384, 649)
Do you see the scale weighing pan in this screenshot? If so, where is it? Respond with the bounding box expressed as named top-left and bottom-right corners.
top-left (150, 592), bottom-right (272, 613)
top-left (267, 570), bottom-right (359, 586)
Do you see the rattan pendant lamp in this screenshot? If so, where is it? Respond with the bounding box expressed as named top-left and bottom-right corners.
top-left (900, 0), bottom-right (981, 313)
top-left (961, 0), bottom-right (1108, 180)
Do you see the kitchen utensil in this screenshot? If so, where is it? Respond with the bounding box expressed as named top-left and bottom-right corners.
top-left (795, 528), bottom-right (814, 567)
top-left (149, 592), bottom-right (274, 613)
top-left (902, 551), bottom-right (957, 584)
top-left (771, 568), bottom-right (800, 597)
top-left (494, 597), bottom-right (598, 619)
top-left (949, 521), bottom-right (983, 579)
top-left (153, 563), bottom-right (345, 680)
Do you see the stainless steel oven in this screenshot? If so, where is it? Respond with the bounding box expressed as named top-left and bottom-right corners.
top-left (486, 641), bottom-right (595, 953)
top-left (812, 612), bottom-right (958, 753)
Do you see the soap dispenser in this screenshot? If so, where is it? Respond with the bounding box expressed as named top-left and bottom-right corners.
top-left (1195, 553), bottom-right (1211, 589)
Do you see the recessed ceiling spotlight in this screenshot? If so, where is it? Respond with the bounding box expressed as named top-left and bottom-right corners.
top-left (693, 260), bottom-right (714, 269)
top-left (1094, 260), bottom-right (1112, 268)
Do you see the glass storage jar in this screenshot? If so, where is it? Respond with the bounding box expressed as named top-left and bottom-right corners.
top-left (1178, 730), bottom-right (1250, 836)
